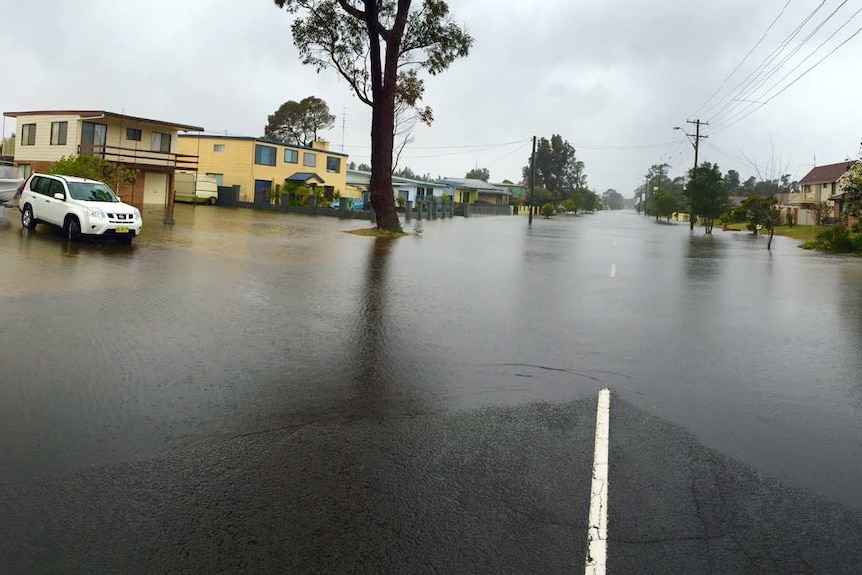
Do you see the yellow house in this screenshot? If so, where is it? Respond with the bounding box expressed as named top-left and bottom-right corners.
top-left (178, 135), bottom-right (348, 204)
top-left (3, 109), bottom-right (203, 206)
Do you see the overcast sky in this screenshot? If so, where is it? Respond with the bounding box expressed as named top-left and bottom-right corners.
top-left (2, 0), bottom-right (861, 195)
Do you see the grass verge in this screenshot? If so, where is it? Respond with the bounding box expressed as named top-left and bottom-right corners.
top-left (724, 224), bottom-right (821, 243)
top-left (345, 228), bottom-right (409, 238)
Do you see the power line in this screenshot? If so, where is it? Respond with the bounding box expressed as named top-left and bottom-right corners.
top-left (713, 6), bottom-right (862, 130)
top-left (712, 21), bottom-right (862, 134)
top-left (710, 0), bottom-right (850, 125)
top-left (691, 0), bottom-right (794, 118)
top-left (702, 0), bottom-right (828, 121)
top-left (340, 139), bottom-right (529, 150)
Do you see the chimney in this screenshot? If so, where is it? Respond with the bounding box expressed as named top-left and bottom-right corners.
top-left (312, 140), bottom-right (329, 151)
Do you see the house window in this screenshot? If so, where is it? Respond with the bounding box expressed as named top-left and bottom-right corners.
top-left (50, 121), bottom-right (67, 146)
top-left (284, 149), bottom-right (298, 164)
top-left (255, 144), bottom-right (276, 166)
top-left (326, 156), bottom-right (341, 173)
top-left (303, 152), bottom-right (316, 167)
top-left (126, 128), bottom-right (142, 141)
top-left (21, 124), bottom-right (36, 146)
top-left (802, 185), bottom-right (811, 193)
top-left (213, 144), bottom-right (225, 153)
top-left (823, 183), bottom-right (831, 191)
top-left (206, 173), bottom-right (224, 186)
top-left (151, 132), bottom-right (171, 153)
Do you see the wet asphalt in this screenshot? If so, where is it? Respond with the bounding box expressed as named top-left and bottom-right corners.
top-left (0, 204), bottom-right (861, 573)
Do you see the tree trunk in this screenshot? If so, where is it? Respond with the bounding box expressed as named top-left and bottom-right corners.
top-left (767, 229), bottom-right (774, 250)
top-left (364, 0), bottom-right (404, 234)
top-left (369, 96), bottom-right (402, 232)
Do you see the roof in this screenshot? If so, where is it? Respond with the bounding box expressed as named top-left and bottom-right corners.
top-left (3, 110), bottom-right (203, 132)
top-left (180, 134), bottom-right (349, 157)
top-left (286, 172), bottom-right (324, 183)
top-left (347, 169), bottom-right (447, 188)
top-left (798, 161), bottom-right (857, 184)
top-left (438, 178), bottom-right (510, 194)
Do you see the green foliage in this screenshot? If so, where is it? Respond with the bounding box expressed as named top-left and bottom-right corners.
top-left (357, 163), bottom-right (371, 172)
top-left (741, 195), bottom-right (780, 234)
top-left (522, 135), bottom-right (585, 195)
top-left (270, 183), bottom-right (284, 205)
top-left (602, 189), bottom-right (624, 210)
top-left (531, 186), bottom-right (561, 206)
top-left (393, 166), bottom-right (432, 181)
top-left (465, 167), bottom-right (489, 181)
top-left (811, 225), bottom-right (858, 253)
top-left (653, 189), bottom-right (678, 221)
top-left (688, 162), bottom-right (728, 234)
top-left (273, 0), bottom-right (473, 233)
top-left (810, 202), bottom-right (831, 226)
top-left (265, 96), bottom-right (335, 146)
top-left (542, 203), bottom-right (555, 218)
top-left (561, 199), bottom-right (576, 213)
top-left (275, 0), bottom-right (472, 118)
top-left (575, 188), bottom-right (599, 213)
top-left (46, 155), bottom-right (138, 188)
top-left (396, 195), bottom-right (406, 207)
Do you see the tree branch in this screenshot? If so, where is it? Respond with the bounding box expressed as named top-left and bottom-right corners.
top-left (336, 0), bottom-right (365, 21)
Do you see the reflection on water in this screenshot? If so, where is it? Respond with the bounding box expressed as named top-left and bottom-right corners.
top-left (1, 207), bottom-right (862, 508)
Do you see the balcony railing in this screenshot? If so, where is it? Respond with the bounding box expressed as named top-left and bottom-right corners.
top-left (78, 144), bottom-right (198, 171)
top-left (788, 192), bottom-right (818, 204)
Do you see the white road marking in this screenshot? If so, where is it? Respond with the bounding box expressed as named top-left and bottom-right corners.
top-left (610, 263), bottom-right (616, 278)
top-left (585, 388), bottom-right (611, 575)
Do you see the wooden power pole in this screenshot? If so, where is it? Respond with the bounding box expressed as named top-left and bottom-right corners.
top-left (685, 119), bottom-right (708, 230)
top-left (528, 135), bottom-right (536, 224)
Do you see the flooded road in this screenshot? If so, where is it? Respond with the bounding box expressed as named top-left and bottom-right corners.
top-left (1, 204), bottom-right (861, 573)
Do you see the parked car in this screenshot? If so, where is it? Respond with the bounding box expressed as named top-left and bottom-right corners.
top-left (330, 198), bottom-right (364, 211)
top-left (0, 163), bottom-right (24, 204)
top-left (19, 173), bottom-right (142, 241)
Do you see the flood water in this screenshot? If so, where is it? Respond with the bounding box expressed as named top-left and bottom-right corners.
top-left (1, 204), bottom-right (861, 510)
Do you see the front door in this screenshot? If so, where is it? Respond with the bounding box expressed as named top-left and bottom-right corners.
top-left (81, 121), bottom-right (108, 157)
top-left (254, 180), bottom-right (271, 205)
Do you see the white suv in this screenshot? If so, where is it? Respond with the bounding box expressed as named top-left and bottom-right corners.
top-left (19, 173), bottom-right (142, 241)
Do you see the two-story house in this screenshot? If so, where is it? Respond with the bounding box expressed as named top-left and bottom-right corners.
top-left (787, 161), bottom-right (858, 225)
top-left (3, 110), bottom-right (203, 206)
top-left (177, 135), bottom-right (348, 205)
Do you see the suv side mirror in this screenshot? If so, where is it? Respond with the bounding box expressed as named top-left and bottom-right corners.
top-left (53, 192), bottom-right (65, 201)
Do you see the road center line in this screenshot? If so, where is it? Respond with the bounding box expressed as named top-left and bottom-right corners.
top-left (585, 388), bottom-right (610, 575)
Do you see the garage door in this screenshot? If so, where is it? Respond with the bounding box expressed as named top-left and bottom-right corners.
top-left (143, 172), bottom-right (168, 205)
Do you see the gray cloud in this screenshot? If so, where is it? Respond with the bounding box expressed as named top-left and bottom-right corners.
top-left (2, 0), bottom-right (860, 193)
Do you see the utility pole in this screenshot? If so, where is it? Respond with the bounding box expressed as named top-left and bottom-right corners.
top-left (528, 135), bottom-right (536, 224)
top-left (681, 119), bottom-right (708, 230)
top-left (341, 107), bottom-right (347, 153)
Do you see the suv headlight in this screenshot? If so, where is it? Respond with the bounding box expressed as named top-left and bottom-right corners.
top-left (89, 207), bottom-right (106, 218)
top-left (133, 209), bottom-right (141, 220)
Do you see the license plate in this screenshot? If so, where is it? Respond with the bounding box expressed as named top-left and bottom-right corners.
top-left (116, 226), bottom-right (129, 233)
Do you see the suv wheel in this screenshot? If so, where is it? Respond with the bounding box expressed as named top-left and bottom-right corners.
top-left (64, 216), bottom-right (81, 241)
top-left (21, 205), bottom-right (36, 229)
top-left (208, 196), bottom-right (217, 205)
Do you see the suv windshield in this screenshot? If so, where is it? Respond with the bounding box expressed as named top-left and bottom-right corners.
top-left (67, 182), bottom-right (119, 203)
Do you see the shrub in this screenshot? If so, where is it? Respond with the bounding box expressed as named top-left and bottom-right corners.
top-left (850, 221), bottom-right (861, 234)
top-left (813, 225), bottom-right (855, 253)
top-left (542, 203), bottom-right (555, 218)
